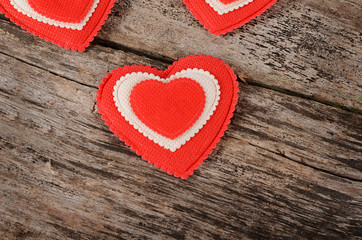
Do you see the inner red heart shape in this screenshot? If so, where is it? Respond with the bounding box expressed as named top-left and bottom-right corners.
top-left (130, 78), bottom-right (206, 140)
top-left (183, 0), bottom-right (277, 35)
top-left (28, 0), bottom-right (94, 23)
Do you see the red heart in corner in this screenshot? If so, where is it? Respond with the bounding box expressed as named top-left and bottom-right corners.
top-left (0, 0), bottom-right (116, 51)
top-left (183, 0), bottom-right (277, 35)
top-left (97, 55), bottom-right (239, 179)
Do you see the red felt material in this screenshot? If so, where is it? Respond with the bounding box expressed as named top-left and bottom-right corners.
top-left (183, 0), bottom-right (277, 35)
top-left (0, 0), bottom-right (116, 52)
top-left (130, 78), bottom-right (206, 140)
top-left (97, 55), bottom-right (239, 179)
top-left (219, 0), bottom-right (239, 4)
top-left (28, 0), bottom-right (93, 23)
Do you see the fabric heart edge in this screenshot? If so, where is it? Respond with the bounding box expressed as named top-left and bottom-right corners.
top-left (96, 55), bottom-right (239, 179)
top-left (183, 0), bottom-right (277, 35)
top-left (0, 0), bottom-right (116, 52)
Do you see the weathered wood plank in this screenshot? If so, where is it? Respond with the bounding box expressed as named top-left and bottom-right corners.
top-left (93, 0), bottom-right (362, 111)
top-left (1, 53), bottom-right (361, 239)
top-left (0, 19), bottom-right (169, 87)
top-left (0, 19), bottom-right (361, 179)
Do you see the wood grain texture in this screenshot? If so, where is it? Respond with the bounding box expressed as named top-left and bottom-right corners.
top-left (0, 19), bottom-right (360, 180)
top-left (1, 53), bottom-right (361, 240)
top-left (1, 0), bottom-right (362, 239)
top-left (96, 0), bottom-right (362, 111)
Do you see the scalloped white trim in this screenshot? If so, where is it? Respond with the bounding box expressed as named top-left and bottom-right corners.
top-left (206, 0), bottom-right (254, 15)
top-left (113, 69), bottom-right (221, 152)
top-left (10, 0), bottom-right (99, 30)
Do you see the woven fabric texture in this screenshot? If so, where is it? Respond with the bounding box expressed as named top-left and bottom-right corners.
top-left (206, 0), bottom-right (254, 15)
top-left (97, 55), bottom-right (239, 179)
top-left (0, 0), bottom-right (116, 51)
top-left (219, 0), bottom-right (239, 3)
top-left (10, 0), bottom-right (100, 30)
top-left (113, 69), bottom-right (220, 152)
top-left (130, 78), bottom-right (206, 140)
top-left (28, 0), bottom-right (94, 23)
top-left (184, 0), bottom-right (277, 35)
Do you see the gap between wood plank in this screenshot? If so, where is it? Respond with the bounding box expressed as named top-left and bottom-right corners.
top-left (1, 50), bottom-right (360, 183)
top-left (0, 15), bottom-right (360, 115)
top-left (226, 134), bottom-right (362, 183)
top-left (93, 38), bottom-right (362, 115)
top-left (0, 51), bottom-right (97, 89)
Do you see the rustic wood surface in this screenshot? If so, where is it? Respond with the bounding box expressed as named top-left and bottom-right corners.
top-left (0, 0), bottom-right (361, 239)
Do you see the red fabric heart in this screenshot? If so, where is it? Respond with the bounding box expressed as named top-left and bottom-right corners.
top-left (97, 55), bottom-right (239, 179)
top-left (0, 0), bottom-right (116, 51)
top-left (183, 0), bottom-right (277, 35)
top-left (28, 0), bottom-right (93, 23)
top-left (130, 78), bottom-right (206, 140)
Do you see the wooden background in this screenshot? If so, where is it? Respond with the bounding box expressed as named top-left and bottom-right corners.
top-left (1, 0), bottom-right (362, 239)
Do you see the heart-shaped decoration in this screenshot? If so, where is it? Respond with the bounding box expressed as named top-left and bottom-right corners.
top-left (183, 0), bottom-right (277, 35)
top-left (0, 0), bottom-right (116, 51)
top-left (130, 78), bottom-right (206, 140)
top-left (97, 55), bottom-right (238, 179)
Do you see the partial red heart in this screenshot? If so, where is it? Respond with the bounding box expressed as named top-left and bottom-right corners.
top-left (183, 0), bottom-right (277, 35)
top-left (130, 78), bottom-right (206, 140)
top-left (0, 0), bottom-right (116, 51)
top-left (97, 55), bottom-right (239, 179)
top-left (28, 0), bottom-right (94, 23)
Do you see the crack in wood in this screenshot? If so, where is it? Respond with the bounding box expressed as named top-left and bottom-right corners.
top-left (0, 50), bottom-right (98, 89)
top-left (226, 134), bottom-right (362, 182)
top-left (0, 16), bottom-right (360, 114)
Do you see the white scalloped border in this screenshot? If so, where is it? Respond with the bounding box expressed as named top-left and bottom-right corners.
top-left (10, 0), bottom-right (99, 30)
top-left (113, 69), bottom-right (221, 152)
top-left (206, 0), bottom-right (254, 15)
